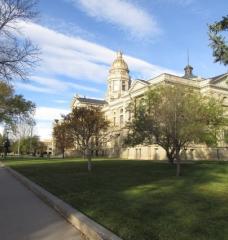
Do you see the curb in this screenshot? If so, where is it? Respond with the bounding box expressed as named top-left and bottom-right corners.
top-left (1, 163), bottom-right (122, 240)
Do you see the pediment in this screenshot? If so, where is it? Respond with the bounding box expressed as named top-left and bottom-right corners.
top-left (129, 79), bottom-right (149, 93)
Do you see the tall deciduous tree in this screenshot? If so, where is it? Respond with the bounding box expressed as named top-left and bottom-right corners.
top-left (0, 0), bottom-right (39, 81)
top-left (209, 15), bottom-right (228, 66)
top-left (65, 107), bottom-right (110, 171)
top-left (12, 135), bottom-right (37, 154)
top-left (10, 118), bottom-right (35, 154)
top-left (126, 85), bottom-right (225, 176)
top-left (53, 119), bottom-right (74, 159)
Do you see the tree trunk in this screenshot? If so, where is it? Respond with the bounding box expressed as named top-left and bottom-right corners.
top-left (85, 148), bottom-right (92, 172)
top-left (62, 149), bottom-right (65, 159)
top-left (168, 155), bottom-right (174, 164)
top-left (87, 155), bottom-right (92, 172)
top-left (3, 149), bottom-right (7, 160)
top-left (166, 149), bottom-right (175, 165)
top-left (176, 152), bottom-right (181, 177)
top-left (216, 148), bottom-right (220, 161)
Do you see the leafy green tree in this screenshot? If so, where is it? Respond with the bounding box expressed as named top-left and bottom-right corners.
top-left (12, 135), bottom-right (45, 156)
top-left (0, 81), bottom-right (35, 126)
top-left (209, 15), bottom-right (228, 66)
top-left (20, 135), bottom-right (39, 155)
top-left (53, 119), bottom-right (74, 158)
top-left (126, 85), bottom-right (225, 176)
top-left (65, 107), bottom-right (110, 171)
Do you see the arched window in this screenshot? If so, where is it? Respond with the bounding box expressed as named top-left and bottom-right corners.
top-left (113, 111), bottom-right (116, 126)
top-left (122, 82), bottom-right (126, 91)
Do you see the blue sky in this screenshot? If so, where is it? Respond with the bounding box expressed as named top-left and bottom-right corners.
top-left (11, 0), bottom-right (228, 139)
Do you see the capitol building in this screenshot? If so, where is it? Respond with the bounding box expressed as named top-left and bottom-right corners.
top-left (72, 52), bottom-right (228, 160)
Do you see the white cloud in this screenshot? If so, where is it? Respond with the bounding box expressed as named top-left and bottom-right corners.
top-left (35, 107), bottom-right (69, 121)
top-left (34, 107), bottom-right (70, 140)
top-left (15, 82), bottom-right (54, 94)
top-left (34, 121), bottom-right (53, 140)
top-left (30, 76), bottom-right (100, 93)
top-left (71, 0), bottom-right (160, 39)
top-left (53, 100), bottom-right (68, 104)
top-left (17, 21), bottom-right (178, 83)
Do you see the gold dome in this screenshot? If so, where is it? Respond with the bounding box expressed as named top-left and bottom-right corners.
top-left (111, 51), bottom-right (129, 71)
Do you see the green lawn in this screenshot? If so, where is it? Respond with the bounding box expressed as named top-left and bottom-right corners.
top-left (4, 158), bottom-right (228, 240)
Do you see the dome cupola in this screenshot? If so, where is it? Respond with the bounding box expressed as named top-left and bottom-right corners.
top-left (106, 51), bottom-right (131, 102)
top-left (110, 51), bottom-right (129, 72)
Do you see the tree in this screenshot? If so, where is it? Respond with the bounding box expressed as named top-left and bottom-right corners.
top-left (53, 118), bottom-right (74, 159)
top-left (65, 107), bottom-right (110, 171)
top-left (11, 135), bottom-right (46, 156)
top-left (0, 0), bottom-right (39, 81)
top-left (11, 117), bottom-right (35, 154)
top-left (209, 15), bottom-right (228, 66)
top-left (126, 85), bottom-right (225, 176)
top-left (0, 81), bottom-right (35, 126)
top-left (2, 127), bottom-right (10, 158)
top-left (0, 133), bottom-right (3, 153)
top-left (20, 135), bottom-right (38, 155)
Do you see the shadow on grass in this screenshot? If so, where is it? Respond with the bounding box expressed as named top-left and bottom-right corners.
top-left (6, 159), bottom-right (228, 240)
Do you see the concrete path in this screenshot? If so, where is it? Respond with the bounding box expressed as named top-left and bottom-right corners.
top-left (0, 166), bottom-right (82, 240)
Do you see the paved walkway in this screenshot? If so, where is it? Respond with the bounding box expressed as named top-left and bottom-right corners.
top-left (0, 166), bottom-right (82, 240)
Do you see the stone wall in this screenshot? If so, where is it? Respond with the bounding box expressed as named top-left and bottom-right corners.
top-left (120, 145), bottom-right (228, 161)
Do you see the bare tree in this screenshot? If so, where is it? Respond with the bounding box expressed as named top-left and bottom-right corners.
top-left (10, 116), bottom-right (35, 154)
top-left (0, 0), bottom-right (39, 82)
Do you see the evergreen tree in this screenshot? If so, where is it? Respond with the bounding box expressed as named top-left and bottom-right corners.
top-left (209, 15), bottom-right (228, 66)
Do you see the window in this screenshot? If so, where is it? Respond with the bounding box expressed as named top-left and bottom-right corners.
top-left (122, 82), bottom-right (126, 91)
top-left (135, 148), bottom-right (141, 159)
top-left (113, 111), bottom-right (116, 126)
top-left (225, 130), bottom-right (228, 144)
top-left (120, 115), bottom-right (123, 126)
top-left (120, 108), bottom-right (124, 126)
top-left (128, 112), bottom-right (131, 121)
top-left (113, 81), bottom-right (119, 91)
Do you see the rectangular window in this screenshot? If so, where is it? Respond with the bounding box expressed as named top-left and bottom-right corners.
top-left (113, 81), bottom-right (119, 91)
top-left (225, 130), bottom-right (228, 144)
top-left (120, 115), bottom-right (123, 126)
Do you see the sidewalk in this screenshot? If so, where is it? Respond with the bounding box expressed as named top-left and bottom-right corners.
top-left (0, 166), bottom-right (82, 240)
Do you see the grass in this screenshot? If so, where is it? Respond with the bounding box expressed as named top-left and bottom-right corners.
top-left (4, 157), bottom-right (228, 240)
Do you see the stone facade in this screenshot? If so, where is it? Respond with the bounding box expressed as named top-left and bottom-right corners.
top-left (71, 52), bottom-right (228, 160)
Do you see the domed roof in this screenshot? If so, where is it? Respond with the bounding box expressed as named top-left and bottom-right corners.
top-left (111, 51), bottom-right (129, 71)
